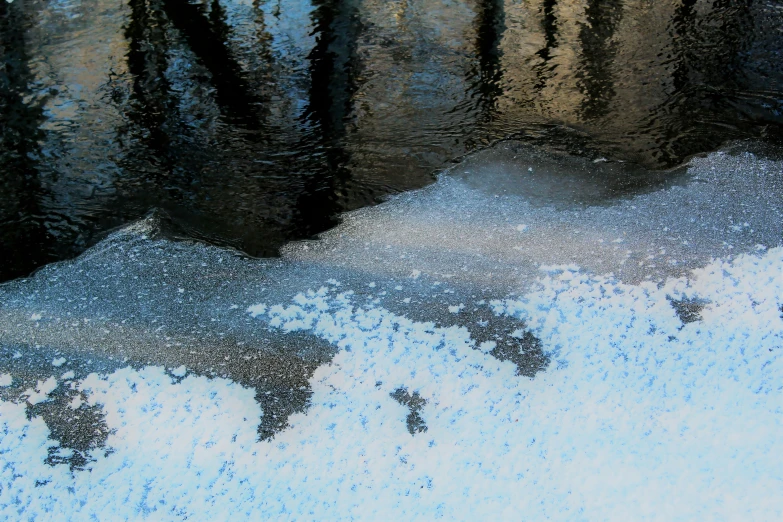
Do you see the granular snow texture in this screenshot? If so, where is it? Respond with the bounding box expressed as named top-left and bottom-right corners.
top-left (1, 248), bottom-right (780, 520)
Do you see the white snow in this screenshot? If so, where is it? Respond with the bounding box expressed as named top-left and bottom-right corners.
top-left (23, 377), bottom-right (58, 406)
top-left (246, 304), bottom-right (267, 317)
top-left (0, 248), bottom-right (780, 519)
top-left (478, 340), bottom-right (497, 353)
top-left (52, 357), bottom-right (66, 367)
top-left (0, 145), bottom-right (781, 519)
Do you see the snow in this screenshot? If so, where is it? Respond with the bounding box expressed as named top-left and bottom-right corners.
top-left (52, 357), bottom-right (66, 367)
top-left (23, 377), bottom-right (58, 405)
top-left (246, 304), bottom-right (267, 317)
top-left (0, 144), bottom-right (781, 519)
top-left (0, 248), bottom-right (780, 519)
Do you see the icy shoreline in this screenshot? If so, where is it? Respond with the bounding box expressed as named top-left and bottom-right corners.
top-left (1, 143), bottom-right (781, 519)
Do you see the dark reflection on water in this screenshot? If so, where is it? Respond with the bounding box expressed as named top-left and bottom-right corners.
top-left (1, 0), bottom-right (782, 280)
top-left (1, 0), bottom-right (51, 276)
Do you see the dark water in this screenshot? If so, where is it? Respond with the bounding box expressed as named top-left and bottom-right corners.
top-left (1, 0), bottom-right (782, 281)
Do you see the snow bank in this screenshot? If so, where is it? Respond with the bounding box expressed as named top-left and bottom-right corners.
top-left (1, 247), bottom-right (780, 520)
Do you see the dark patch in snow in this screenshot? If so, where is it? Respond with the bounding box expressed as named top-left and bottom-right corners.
top-left (390, 388), bottom-right (428, 435)
top-left (28, 392), bottom-right (111, 471)
top-left (668, 296), bottom-right (709, 325)
top-left (0, 343), bottom-right (113, 470)
top-left (0, 225), bottom-right (342, 442)
top-left (490, 330), bottom-right (549, 378)
top-left (0, 334), bottom-right (335, 445)
top-left (464, 307), bottom-right (550, 378)
top-left (254, 362), bottom-right (317, 439)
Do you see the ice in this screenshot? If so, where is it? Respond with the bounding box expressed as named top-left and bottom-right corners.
top-left (282, 143), bottom-right (781, 292)
top-left (0, 248), bottom-right (779, 519)
top-left (0, 143), bottom-right (781, 519)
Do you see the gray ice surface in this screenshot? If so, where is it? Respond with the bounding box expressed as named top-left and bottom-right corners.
top-left (1, 141), bottom-right (781, 445)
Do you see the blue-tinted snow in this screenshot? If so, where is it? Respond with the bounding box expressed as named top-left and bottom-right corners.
top-left (0, 143), bottom-right (781, 519)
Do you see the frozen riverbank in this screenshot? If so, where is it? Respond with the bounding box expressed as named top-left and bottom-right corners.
top-left (1, 143), bottom-right (781, 519)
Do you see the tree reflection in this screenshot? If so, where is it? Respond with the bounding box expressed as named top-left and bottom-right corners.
top-left (293, 0), bottom-right (362, 238)
top-left (472, 0), bottom-right (505, 120)
top-left (576, 0), bottom-right (623, 120)
top-left (534, 0), bottom-right (559, 92)
top-left (162, 0), bottom-right (268, 130)
top-left (649, 0), bottom-right (758, 164)
top-left (0, 0), bottom-right (53, 280)
top-left (124, 0), bottom-right (176, 175)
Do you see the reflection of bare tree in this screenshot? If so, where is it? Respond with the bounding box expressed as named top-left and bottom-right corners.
top-left (120, 0), bottom-right (363, 253)
top-left (647, 0), bottom-right (757, 164)
top-left (162, 0), bottom-right (269, 130)
top-left (576, 0), bottom-right (623, 120)
top-left (253, 0), bottom-right (275, 77)
top-left (492, 0), bottom-right (774, 167)
top-left (471, 0), bottom-right (505, 121)
top-left (118, 0), bottom-right (284, 250)
top-left (534, 0), bottom-right (559, 92)
top-left (293, 0), bottom-right (362, 238)
top-left (124, 0), bottom-right (176, 175)
top-left (0, 0), bottom-right (54, 279)
top-left (671, 0), bottom-right (698, 93)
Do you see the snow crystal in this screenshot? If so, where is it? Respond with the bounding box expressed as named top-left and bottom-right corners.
top-left (246, 304), bottom-right (267, 317)
top-left (24, 377), bottom-right (58, 405)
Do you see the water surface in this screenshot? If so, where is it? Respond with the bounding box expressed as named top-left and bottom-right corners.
top-left (2, 0), bottom-right (782, 280)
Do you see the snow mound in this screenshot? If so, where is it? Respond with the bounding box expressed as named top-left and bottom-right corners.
top-left (1, 248), bottom-right (780, 520)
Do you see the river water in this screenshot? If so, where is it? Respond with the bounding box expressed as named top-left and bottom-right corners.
top-left (2, 0), bottom-right (782, 280)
